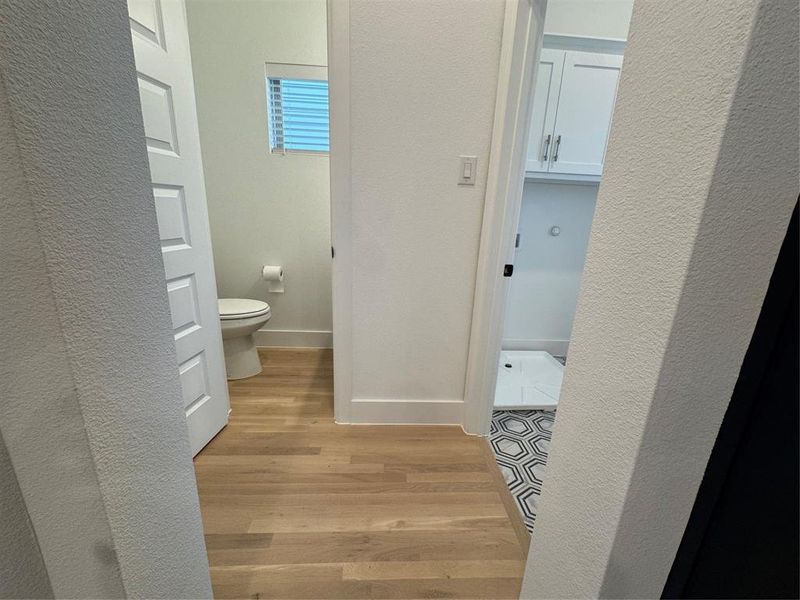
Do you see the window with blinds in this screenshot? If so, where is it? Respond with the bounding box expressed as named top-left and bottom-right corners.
top-left (267, 77), bottom-right (330, 153)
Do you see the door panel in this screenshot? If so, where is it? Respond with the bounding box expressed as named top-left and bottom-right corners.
top-left (525, 49), bottom-right (564, 173)
top-left (549, 51), bottom-right (623, 176)
top-left (128, 0), bottom-right (230, 456)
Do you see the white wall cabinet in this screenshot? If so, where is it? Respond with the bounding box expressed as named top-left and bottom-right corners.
top-left (527, 48), bottom-right (623, 178)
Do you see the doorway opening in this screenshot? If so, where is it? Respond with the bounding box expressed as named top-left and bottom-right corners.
top-left (128, 0), bottom-right (340, 592)
top-left (127, 0), bottom-right (334, 455)
top-left (473, 0), bottom-right (634, 533)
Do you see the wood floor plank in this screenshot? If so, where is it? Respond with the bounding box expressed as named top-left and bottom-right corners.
top-left (194, 348), bottom-right (526, 599)
top-left (406, 471), bottom-right (494, 482)
top-left (369, 577), bottom-right (523, 599)
top-left (203, 502), bottom-right (510, 527)
top-left (196, 481), bottom-right (501, 495)
top-left (207, 530), bottom-right (524, 566)
top-left (199, 491), bottom-right (503, 507)
top-left (341, 559), bottom-right (524, 581)
top-left (248, 515), bottom-right (514, 534)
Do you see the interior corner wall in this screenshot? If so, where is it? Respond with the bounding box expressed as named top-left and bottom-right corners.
top-left (347, 0), bottom-right (505, 415)
top-left (0, 431), bottom-right (52, 599)
top-left (185, 0), bottom-right (332, 348)
top-left (0, 1), bottom-right (212, 597)
top-left (522, 0), bottom-right (799, 597)
top-left (543, 0), bottom-right (634, 39)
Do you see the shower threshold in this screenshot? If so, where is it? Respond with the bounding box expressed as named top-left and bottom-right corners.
top-left (494, 350), bottom-right (564, 410)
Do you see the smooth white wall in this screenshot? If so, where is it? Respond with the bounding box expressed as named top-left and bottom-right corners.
top-left (186, 0), bottom-right (332, 347)
top-left (348, 0), bottom-right (505, 408)
top-left (544, 0), bottom-right (634, 39)
top-left (522, 0), bottom-right (799, 596)
top-left (0, 1), bottom-right (212, 596)
top-left (503, 182), bottom-right (597, 355)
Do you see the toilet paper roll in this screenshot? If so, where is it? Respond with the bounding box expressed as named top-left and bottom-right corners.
top-left (262, 265), bottom-right (284, 293)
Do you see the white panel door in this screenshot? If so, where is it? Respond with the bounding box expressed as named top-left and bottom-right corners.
top-left (548, 51), bottom-right (623, 176)
top-left (128, 0), bottom-right (230, 455)
top-left (525, 49), bottom-right (565, 173)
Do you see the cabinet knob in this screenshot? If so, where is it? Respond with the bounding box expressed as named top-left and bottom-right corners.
top-left (553, 135), bottom-right (562, 162)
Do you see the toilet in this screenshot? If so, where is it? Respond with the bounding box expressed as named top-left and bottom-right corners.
top-left (218, 298), bottom-right (271, 380)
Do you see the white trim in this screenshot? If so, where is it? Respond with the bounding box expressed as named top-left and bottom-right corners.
top-left (264, 62), bottom-right (327, 79)
top-left (347, 399), bottom-right (465, 425)
top-left (462, 0), bottom-right (547, 435)
top-left (254, 329), bottom-right (333, 348)
top-left (327, 0), bottom-right (353, 423)
top-left (502, 338), bottom-right (569, 356)
top-left (543, 33), bottom-right (626, 54)
top-left (524, 171), bottom-right (601, 185)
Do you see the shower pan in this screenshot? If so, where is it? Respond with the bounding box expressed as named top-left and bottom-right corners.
top-left (494, 350), bottom-right (564, 410)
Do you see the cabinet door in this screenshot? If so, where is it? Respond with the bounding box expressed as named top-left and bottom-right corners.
top-left (549, 51), bottom-right (623, 176)
top-left (525, 49), bottom-right (564, 173)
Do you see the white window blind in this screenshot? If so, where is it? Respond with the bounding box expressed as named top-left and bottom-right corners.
top-left (267, 77), bottom-right (329, 153)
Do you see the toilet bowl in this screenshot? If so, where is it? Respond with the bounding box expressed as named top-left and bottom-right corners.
top-left (219, 298), bottom-right (271, 380)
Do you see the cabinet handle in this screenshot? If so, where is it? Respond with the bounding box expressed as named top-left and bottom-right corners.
top-left (553, 135), bottom-right (561, 162)
top-left (541, 134), bottom-right (551, 162)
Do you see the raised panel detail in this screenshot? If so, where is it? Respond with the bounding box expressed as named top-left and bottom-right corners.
top-left (179, 352), bottom-right (210, 411)
top-left (130, 0), bottom-right (230, 455)
top-left (154, 186), bottom-right (191, 250)
top-left (128, 0), bottom-right (166, 49)
top-left (137, 73), bottom-right (180, 156)
top-left (166, 276), bottom-right (201, 339)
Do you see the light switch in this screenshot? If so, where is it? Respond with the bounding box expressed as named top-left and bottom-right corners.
top-left (458, 155), bottom-right (477, 186)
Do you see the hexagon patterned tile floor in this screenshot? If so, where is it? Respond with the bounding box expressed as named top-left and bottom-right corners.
top-left (489, 410), bottom-right (555, 532)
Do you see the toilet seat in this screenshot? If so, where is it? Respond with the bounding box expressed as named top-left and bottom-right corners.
top-left (218, 298), bottom-right (270, 321)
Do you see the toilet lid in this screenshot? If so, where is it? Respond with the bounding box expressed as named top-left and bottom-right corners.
top-left (218, 298), bottom-right (270, 320)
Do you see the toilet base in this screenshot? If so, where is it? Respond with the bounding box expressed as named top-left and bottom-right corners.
top-left (222, 334), bottom-right (262, 380)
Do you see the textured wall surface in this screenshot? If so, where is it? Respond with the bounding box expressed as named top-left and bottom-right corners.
top-left (0, 71), bottom-right (125, 598)
top-left (0, 1), bottom-right (212, 597)
top-left (0, 433), bottom-right (52, 599)
top-left (522, 0), bottom-right (799, 597)
top-left (503, 182), bottom-right (597, 353)
top-left (186, 0), bottom-right (332, 344)
top-left (349, 0), bottom-right (505, 402)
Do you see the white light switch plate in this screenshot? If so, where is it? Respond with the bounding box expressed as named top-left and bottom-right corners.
top-left (458, 155), bottom-right (477, 185)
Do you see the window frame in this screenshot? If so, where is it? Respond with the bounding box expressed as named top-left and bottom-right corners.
top-left (265, 62), bottom-right (329, 156)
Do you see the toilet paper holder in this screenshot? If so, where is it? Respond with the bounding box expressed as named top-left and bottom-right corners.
top-left (262, 265), bottom-right (284, 293)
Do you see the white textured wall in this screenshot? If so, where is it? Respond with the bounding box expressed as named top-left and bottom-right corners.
top-left (0, 69), bottom-right (125, 599)
top-left (349, 0), bottom-right (505, 402)
top-left (522, 0), bottom-right (799, 597)
top-left (503, 182), bottom-right (597, 354)
top-left (0, 434), bottom-right (52, 598)
top-left (0, 1), bottom-right (212, 597)
top-left (544, 0), bottom-right (634, 39)
top-left (186, 0), bottom-right (331, 345)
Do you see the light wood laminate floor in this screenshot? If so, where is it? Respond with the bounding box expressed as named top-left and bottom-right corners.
top-left (194, 348), bottom-right (529, 599)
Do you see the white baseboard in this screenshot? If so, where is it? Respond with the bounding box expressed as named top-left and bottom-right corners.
top-left (254, 329), bottom-right (333, 348)
top-left (502, 338), bottom-right (569, 356)
top-left (345, 398), bottom-right (465, 425)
